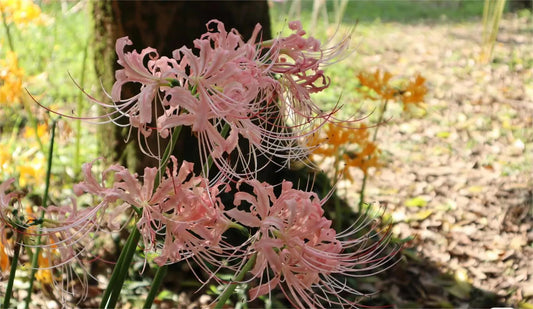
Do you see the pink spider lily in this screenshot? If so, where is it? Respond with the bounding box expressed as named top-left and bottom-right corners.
top-left (0, 179), bottom-right (94, 304)
top-left (72, 156), bottom-right (233, 274)
top-left (157, 20), bottom-right (281, 181)
top-left (226, 180), bottom-right (400, 308)
top-left (0, 157), bottom-right (235, 303)
top-left (31, 19), bottom-right (349, 183)
top-left (111, 37), bottom-right (180, 137)
top-left (265, 21), bottom-right (350, 126)
top-left (155, 20), bottom-right (349, 182)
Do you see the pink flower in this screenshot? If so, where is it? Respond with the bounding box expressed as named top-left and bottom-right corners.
top-left (264, 21), bottom-right (349, 135)
top-left (74, 157), bottom-right (232, 271)
top-left (17, 156), bottom-right (232, 278)
top-left (227, 180), bottom-right (399, 308)
top-left (67, 20), bottom-right (348, 182)
top-left (157, 20), bottom-right (279, 181)
top-left (0, 158), bottom-right (234, 302)
top-left (111, 36), bottom-right (179, 136)
top-left (271, 21), bottom-right (348, 98)
top-left (120, 156), bottom-right (231, 268)
top-left (25, 160), bottom-right (127, 270)
top-left (0, 178), bottom-right (96, 304)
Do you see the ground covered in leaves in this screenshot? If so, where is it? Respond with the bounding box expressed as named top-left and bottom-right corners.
top-left (337, 13), bottom-right (533, 308)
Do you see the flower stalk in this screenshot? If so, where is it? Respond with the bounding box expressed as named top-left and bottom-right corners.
top-left (214, 253), bottom-right (257, 309)
top-left (0, 3), bottom-right (15, 52)
top-left (3, 230), bottom-right (23, 309)
top-left (359, 99), bottom-right (389, 212)
top-left (74, 36), bottom-right (90, 178)
top-left (101, 227), bottom-right (141, 309)
top-left (24, 117), bottom-right (57, 309)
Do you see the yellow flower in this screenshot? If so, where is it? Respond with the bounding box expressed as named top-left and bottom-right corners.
top-left (0, 0), bottom-right (44, 26)
top-left (0, 51), bottom-right (25, 105)
top-left (16, 153), bottom-right (45, 187)
top-left (0, 146), bottom-right (12, 171)
top-left (23, 123), bottom-right (49, 143)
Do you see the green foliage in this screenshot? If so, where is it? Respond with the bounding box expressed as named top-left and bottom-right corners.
top-left (21, 3), bottom-right (97, 107)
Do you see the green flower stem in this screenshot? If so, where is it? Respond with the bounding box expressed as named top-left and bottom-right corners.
top-left (143, 262), bottom-right (167, 308)
top-left (100, 126), bottom-right (182, 309)
top-left (214, 253), bottom-right (257, 309)
top-left (333, 154), bottom-right (343, 231)
top-left (101, 228), bottom-right (141, 308)
top-left (358, 99), bottom-right (388, 212)
top-left (24, 118), bottom-right (57, 309)
top-left (3, 231), bottom-right (23, 309)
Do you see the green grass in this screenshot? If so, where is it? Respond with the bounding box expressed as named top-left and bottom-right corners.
top-left (270, 0), bottom-right (488, 26)
top-left (21, 2), bottom-right (96, 107)
top-left (341, 0), bottom-right (486, 24)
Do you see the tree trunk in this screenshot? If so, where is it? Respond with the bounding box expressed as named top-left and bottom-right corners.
top-left (509, 0), bottom-right (532, 11)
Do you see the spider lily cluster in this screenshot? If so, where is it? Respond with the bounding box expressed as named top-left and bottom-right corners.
top-left (0, 20), bottom-right (400, 308)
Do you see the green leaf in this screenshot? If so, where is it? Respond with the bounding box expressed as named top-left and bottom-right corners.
top-left (437, 131), bottom-right (451, 138)
top-left (156, 289), bottom-right (177, 301)
top-left (408, 209), bottom-right (433, 221)
top-left (404, 196), bottom-right (428, 207)
top-left (519, 302), bottom-right (533, 309)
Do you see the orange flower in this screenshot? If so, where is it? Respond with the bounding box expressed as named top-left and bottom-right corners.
top-left (310, 123), bottom-right (381, 180)
top-left (35, 251), bottom-right (53, 285)
top-left (342, 141), bottom-right (380, 180)
top-left (0, 238), bottom-right (9, 272)
top-left (357, 69), bottom-right (396, 100)
top-left (400, 73), bottom-right (427, 110)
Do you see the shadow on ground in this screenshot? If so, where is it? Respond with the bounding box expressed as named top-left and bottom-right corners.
top-left (364, 248), bottom-right (507, 308)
